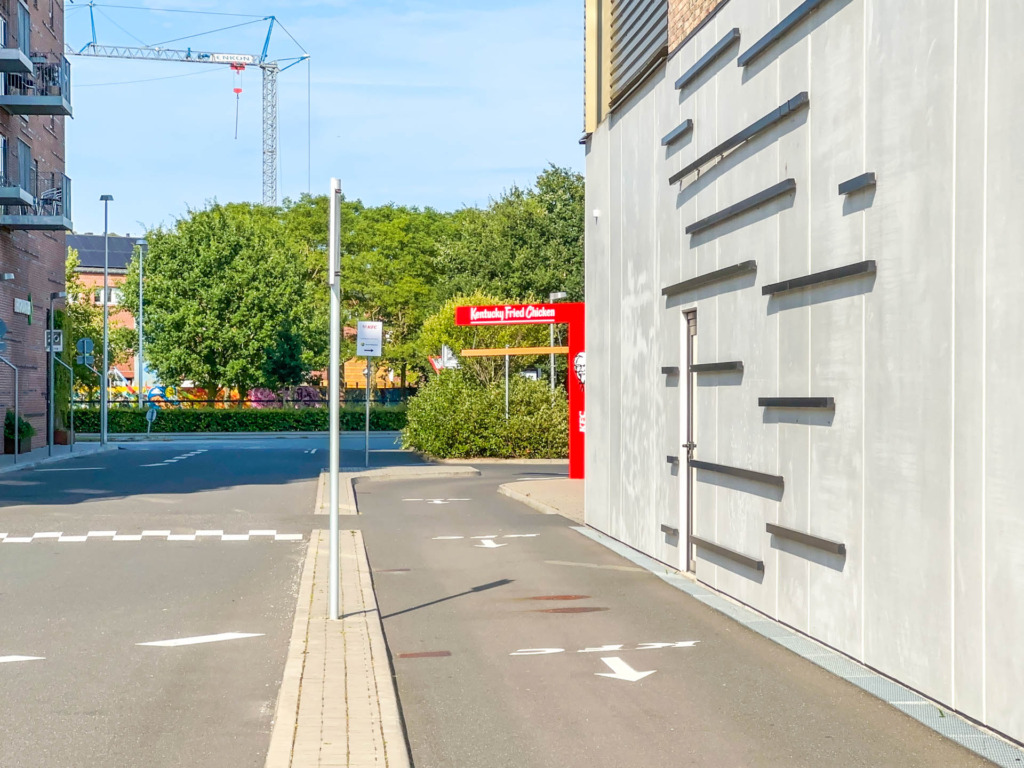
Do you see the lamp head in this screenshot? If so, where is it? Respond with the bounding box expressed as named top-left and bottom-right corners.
top-left (100, 194), bottom-right (114, 202)
top-left (50, 291), bottom-right (66, 300)
top-left (549, 291), bottom-right (568, 302)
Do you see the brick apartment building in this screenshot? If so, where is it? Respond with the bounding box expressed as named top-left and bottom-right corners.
top-left (0, 0), bottom-right (72, 446)
top-left (67, 232), bottom-right (139, 387)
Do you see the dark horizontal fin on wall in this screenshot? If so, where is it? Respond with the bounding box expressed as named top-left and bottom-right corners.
top-left (662, 260), bottom-right (757, 297)
top-left (691, 535), bottom-right (764, 571)
top-left (674, 27), bottom-right (740, 90)
top-left (661, 119), bottom-right (694, 146)
top-left (762, 260), bottom-right (876, 296)
top-left (758, 397), bottom-right (834, 409)
top-left (667, 455), bottom-right (680, 465)
top-left (691, 361), bottom-right (744, 373)
top-left (690, 459), bottom-right (785, 489)
top-left (737, 0), bottom-right (831, 68)
top-left (661, 366), bottom-right (681, 375)
top-left (685, 179), bottom-right (796, 235)
top-left (838, 172), bottom-right (876, 196)
top-left (669, 92), bottom-right (809, 184)
top-left (660, 523), bottom-right (680, 537)
top-left (766, 523), bottom-right (846, 556)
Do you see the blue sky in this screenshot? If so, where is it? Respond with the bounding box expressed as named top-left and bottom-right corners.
top-left (64, 0), bottom-right (584, 235)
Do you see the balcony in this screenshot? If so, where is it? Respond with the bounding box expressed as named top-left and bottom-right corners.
top-left (0, 17), bottom-right (31, 74)
top-left (0, 141), bottom-right (33, 206)
top-left (0, 172), bottom-right (72, 231)
top-left (0, 53), bottom-right (72, 116)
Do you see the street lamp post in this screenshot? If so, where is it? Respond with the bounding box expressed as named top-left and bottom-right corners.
top-left (47, 291), bottom-right (66, 457)
top-left (548, 291), bottom-right (568, 390)
top-left (100, 195), bottom-right (113, 446)
top-left (135, 239), bottom-right (147, 409)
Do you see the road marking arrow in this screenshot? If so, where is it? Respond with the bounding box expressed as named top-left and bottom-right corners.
top-left (475, 539), bottom-right (507, 549)
top-left (137, 632), bottom-right (264, 647)
top-left (0, 656), bottom-right (44, 663)
top-left (596, 656), bottom-right (655, 682)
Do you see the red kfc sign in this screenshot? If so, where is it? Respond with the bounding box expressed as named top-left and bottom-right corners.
top-left (455, 303), bottom-right (585, 479)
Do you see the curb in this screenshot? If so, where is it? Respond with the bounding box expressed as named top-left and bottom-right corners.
top-left (431, 457), bottom-right (568, 465)
top-left (498, 483), bottom-right (562, 515)
top-left (0, 444), bottom-right (118, 474)
top-left (315, 465), bottom-right (482, 515)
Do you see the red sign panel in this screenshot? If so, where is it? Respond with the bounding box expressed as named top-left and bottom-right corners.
top-left (455, 303), bottom-right (585, 480)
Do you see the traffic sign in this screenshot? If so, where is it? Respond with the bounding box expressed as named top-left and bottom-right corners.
top-left (76, 338), bottom-right (94, 355)
top-left (76, 354), bottom-right (95, 366)
top-left (356, 321), bottom-right (382, 357)
top-left (45, 330), bottom-right (63, 353)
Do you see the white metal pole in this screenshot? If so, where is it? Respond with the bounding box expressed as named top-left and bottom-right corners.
top-left (505, 348), bottom-right (510, 420)
top-left (100, 195), bottom-right (112, 446)
top-left (137, 240), bottom-right (145, 409)
top-left (328, 178), bottom-right (342, 621)
top-left (48, 297), bottom-right (55, 456)
top-left (364, 359), bottom-right (371, 468)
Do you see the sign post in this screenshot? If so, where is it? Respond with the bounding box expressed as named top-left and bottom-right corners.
top-left (357, 321), bottom-right (383, 468)
top-left (454, 303), bottom-right (586, 479)
top-left (327, 178), bottom-right (342, 621)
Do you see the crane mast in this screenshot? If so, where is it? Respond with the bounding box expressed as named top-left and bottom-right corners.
top-left (69, 10), bottom-right (307, 207)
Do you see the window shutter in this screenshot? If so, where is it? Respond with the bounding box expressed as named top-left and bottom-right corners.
top-left (610, 0), bottom-right (668, 106)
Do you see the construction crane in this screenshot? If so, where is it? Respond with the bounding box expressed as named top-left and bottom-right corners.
top-left (67, 6), bottom-right (309, 206)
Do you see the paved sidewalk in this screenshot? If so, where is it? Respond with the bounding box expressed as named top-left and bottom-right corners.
top-left (0, 441), bottom-right (116, 473)
top-left (498, 477), bottom-right (584, 524)
top-left (315, 465), bottom-right (481, 515)
top-left (265, 528), bottom-right (410, 768)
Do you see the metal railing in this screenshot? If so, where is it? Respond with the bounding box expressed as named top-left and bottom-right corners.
top-left (32, 171), bottom-right (70, 218)
top-left (0, 141), bottom-right (34, 192)
top-left (6, 52), bottom-right (71, 100)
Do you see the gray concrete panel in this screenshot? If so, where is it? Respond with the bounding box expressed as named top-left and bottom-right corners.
top-left (950, 0), bottom-right (987, 725)
top-left (862, 0), bottom-right (956, 703)
top-left (983, 0), bottom-right (1024, 742)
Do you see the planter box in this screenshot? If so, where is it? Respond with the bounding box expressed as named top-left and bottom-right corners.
top-left (54, 430), bottom-right (70, 446)
top-left (4, 436), bottom-right (32, 454)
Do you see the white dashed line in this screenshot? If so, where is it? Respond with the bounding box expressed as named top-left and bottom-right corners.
top-left (0, 531), bottom-right (305, 544)
top-left (138, 632), bottom-right (264, 648)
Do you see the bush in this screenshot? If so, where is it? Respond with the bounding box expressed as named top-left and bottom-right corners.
top-left (4, 410), bottom-right (36, 440)
top-left (401, 370), bottom-right (567, 458)
top-left (74, 406), bottom-right (407, 434)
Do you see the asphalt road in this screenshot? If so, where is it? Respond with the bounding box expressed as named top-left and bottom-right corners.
top-left (0, 437), bottom-right (395, 768)
top-left (357, 466), bottom-right (993, 768)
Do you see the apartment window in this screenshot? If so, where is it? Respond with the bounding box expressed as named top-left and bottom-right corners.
top-left (48, 0), bottom-right (52, 27)
top-left (0, 16), bottom-right (8, 47)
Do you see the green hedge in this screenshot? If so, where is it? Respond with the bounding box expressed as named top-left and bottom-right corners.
top-left (74, 406), bottom-right (407, 434)
top-left (401, 370), bottom-right (567, 459)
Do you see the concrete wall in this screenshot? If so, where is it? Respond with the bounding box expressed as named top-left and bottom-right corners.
top-left (585, 0), bottom-right (1024, 744)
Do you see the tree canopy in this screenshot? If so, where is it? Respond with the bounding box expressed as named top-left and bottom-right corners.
top-left (121, 165), bottom-right (584, 390)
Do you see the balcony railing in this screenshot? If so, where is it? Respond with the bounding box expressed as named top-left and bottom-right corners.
top-left (0, 141), bottom-right (34, 206)
top-left (0, 53), bottom-right (72, 115)
top-left (0, 171), bottom-right (72, 230)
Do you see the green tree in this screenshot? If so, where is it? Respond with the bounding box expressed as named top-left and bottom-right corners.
top-left (261, 322), bottom-right (308, 391)
top-left (120, 202), bottom-right (306, 399)
top-left (437, 165), bottom-right (584, 303)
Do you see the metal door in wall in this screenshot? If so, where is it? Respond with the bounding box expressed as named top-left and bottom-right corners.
top-left (681, 311), bottom-right (696, 572)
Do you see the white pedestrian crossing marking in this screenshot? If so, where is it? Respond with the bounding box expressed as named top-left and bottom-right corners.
top-left (0, 531), bottom-right (305, 544)
top-left (0, 655), bottom-right (44, 664)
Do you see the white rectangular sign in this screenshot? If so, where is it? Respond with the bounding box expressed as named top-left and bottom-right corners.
top-left (13, 298), bottom-right (31, 316)
top-left (356, 321), bottom-right (383, 357)
top-left (45, 330), bottom-right (63, 353)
